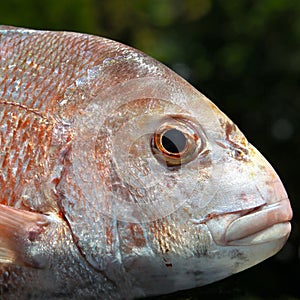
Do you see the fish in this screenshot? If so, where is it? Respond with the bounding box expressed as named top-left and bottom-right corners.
top-left (0, 25), bottom-right (292, 299)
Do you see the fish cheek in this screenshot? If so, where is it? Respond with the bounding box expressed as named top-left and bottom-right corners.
top-left (55, 75), bottom-right (221, 272)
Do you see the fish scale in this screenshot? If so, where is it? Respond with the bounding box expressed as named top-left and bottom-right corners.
top-left (0, 26), bottom-right (292, 299)
top-left (1, 31), bottom-right (85, 111)
top-left (0, 107), bottom-right (53, 209)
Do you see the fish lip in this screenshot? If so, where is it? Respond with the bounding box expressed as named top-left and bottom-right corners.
top-left (224, 197), bottom-right (292, 245)
top-left (226, 222), bottom-right (291, 246)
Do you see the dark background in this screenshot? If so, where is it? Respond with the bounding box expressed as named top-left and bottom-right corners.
top-left (1, 1), bottom-right (299, 299)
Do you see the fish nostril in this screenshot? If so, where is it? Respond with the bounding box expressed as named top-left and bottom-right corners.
top-left (272, 179), bottom-right (289, 202)
top-left (255, 174), bottom-right (288, 206)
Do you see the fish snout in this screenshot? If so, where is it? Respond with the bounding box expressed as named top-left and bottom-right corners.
top-left (222, 142), bottom-right (293, 246)
top-left (204, 147), bottom-right (293, 248)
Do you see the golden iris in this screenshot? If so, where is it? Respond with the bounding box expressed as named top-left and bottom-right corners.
top-left (151, 116), bottom-right (204, 169)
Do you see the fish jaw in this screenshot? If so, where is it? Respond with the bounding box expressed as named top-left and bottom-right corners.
top-left (204, 181), bottom-right (292, 247)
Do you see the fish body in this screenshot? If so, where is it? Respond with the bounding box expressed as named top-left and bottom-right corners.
top-left (0, 26), bottom-right (292, 299)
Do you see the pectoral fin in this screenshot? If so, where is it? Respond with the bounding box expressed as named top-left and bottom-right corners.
top-left (0, 204), bottom-right (50, 267)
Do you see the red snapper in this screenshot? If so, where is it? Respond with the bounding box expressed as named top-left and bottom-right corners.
top-left (0, 26), bottom-right (292, 299)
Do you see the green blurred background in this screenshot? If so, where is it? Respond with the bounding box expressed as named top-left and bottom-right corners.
top-left (1, 0), bottom-right (299, 299)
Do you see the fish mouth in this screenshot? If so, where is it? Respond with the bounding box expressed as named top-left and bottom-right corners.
top-left (224, 197), bottom-right (292, 246)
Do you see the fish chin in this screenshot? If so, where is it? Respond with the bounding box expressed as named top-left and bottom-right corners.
top-left (123, 234), bottom-right (289, 297)
top-left (227, 222), bottom-right (291, 246)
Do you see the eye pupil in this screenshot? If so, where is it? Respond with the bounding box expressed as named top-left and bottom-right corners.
top-left (161, 129), bottom-right (187, 154)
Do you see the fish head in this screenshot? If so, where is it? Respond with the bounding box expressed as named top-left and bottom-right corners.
top-left (54, 36), bottom-right (292, 296)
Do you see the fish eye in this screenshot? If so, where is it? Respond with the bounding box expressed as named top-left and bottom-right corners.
top-left (161, 128), bottom-right (187, 154)
top-left (151, 116), bottom-right (204, 169)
